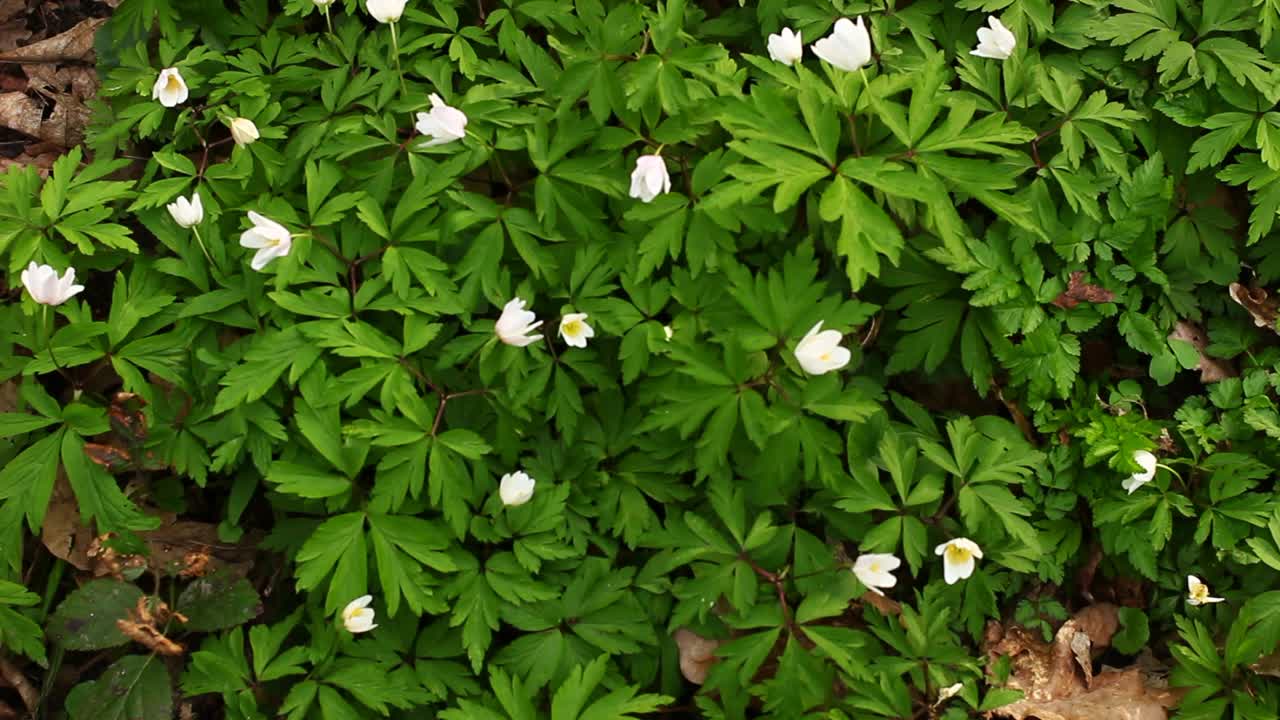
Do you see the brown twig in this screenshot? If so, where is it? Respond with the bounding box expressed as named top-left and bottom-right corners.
top-left (1029, 118), bottom-right (1068, 169)
top-left (0, 656), bottom-right (37, 713)
top-left (993, 380), bottom-right (1038, 447)
top-left (744, 555), bottom-right (800, 636)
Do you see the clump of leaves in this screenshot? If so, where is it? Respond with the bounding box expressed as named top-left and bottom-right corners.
top-left (0, 0), bottom-right (1278, 718)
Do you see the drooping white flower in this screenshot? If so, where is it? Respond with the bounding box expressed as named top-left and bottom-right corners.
top-left (1123, 450), bottom-right (1158, 494)
top-left (341, 595), bottom-right (377, 633)
top-left (767, 27), bottom-right (803, 66)
top-left (663, 325), bottom-right (673, 342)
top-left (971, 16), bottom-right (1017, 60)
top-left (935, 538), bottom-right (983, 585)
top-left (629, 155), bottom-right (671, 203)
top-left (559, 313), bottom-right (594, 348)
top-left (366, 0), bottom-right (407, 23)
top-left (495, 298), bottom-right (544, 347)
top-left (852, 553), bottom-right (900, 596)
top-left (936, 683), bottom-right (964, 705)
top-left (1187, 575), bottom-right (1224, 606)
top-left (794, 321), bottom-right (851, 375)
top-left (812, 17), bottom-right (872, 72)
top-left (414, 94), bottom-right (468, 147)
top-left (21, 262), bottom-right (84, 307)
top-left (151, 67), bottom-right (189, 108)
top-left (238, 212), bottom-right (293, 271)
top-left (314, 0), bottom-right (335, 6)
top-left (166, 192), bottom-right (203, 228)
top-left (229, 117), bottom-right (260, 147)
top-left (499, 471), bottom-right (536, 507)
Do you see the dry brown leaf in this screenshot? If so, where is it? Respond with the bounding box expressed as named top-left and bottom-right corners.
top-left (1169, 320), bottom-right (1236, 383)
top-left (42, 476), bottom-right (256, 578)
top-left (0, 0), bottom-right (23, 23)
top-left (986, 604), bottom-right (1181, 720)
top-left (0, 656), bottom-right (36, 713)
top-left (0, 89), bottom-right (89, 146)
top-left (0, 18), bottom-right (104, 63)
top-left (1250, 651), bottom-right (1280, 678)
top-left (1053, 271), bottom-right (1116, 310)
top-left (24, 64), bottom-right (98, 100)
top-left (0, 21), bottom-right (29, 53)
top-left (0, 0), bottom-right (30, 54)
top-left (40, 471), bottom-right (95, 571)
top-left (673, 628), bottom-right (721, 685)
top-left (0, 140), bottom-right (57, 174)
top-left (1229, 282), bottom-right (1280, 333)
top-left (860, 590), bottom-right (901, 616)
top-left (1072, 603), bottom-right (1119, 650)
top-left (116, 597), bottom-right (185, 656)
top-left (0, 91), bottom-right (40, 136)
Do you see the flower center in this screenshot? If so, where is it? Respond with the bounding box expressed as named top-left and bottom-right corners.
top-left (819, 351), bottom-right (831, 361)
top-left (1191, 583), bottom-right (1207, 600)
top-left (945, 545), bottom-right (971, 564)
top-left (869, 562), bottom-right (882, 573)
top-left (564, 320), bottom-right (582, 335)
top-left (166, 75), bottom-right (182, 92)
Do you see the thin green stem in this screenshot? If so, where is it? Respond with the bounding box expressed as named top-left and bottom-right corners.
top-left (323, 5), bottom-right (333, 34)
top-left (191, 226), bottom-right (214, 268)
top-left (389, 21), bottom-right (406, 97)
top-left (41, 305), bottom-right (67, 380)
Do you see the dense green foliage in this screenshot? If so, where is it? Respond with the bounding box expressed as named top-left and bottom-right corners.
top-left (3, 0), bottom-right (1280, 717)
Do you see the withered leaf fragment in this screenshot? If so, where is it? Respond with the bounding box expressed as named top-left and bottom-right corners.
top-left (1052, 272), bottom-right (1116, 310)
top-left (985, 604), bottom-right (1181, 720)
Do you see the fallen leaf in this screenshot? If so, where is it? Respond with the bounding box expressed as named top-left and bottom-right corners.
top-left (673, 628), bottom-right (721, 685)
top-left (0, 0), bottom-right (21, 22)
top-left (139, 519), bottom-right (258, 577)
top-left (1053, 272), bottom-right (1116, 310)
top-left (0, 18), bottom-right (105, 63)
top-left (1168, 320), bottom-right (1235, 383)
top-left (0, 91), bottom-right (41, 137)
top-left (42, 475), bottom-right (256, 578)
top-left (1250, 651), bottom-right (1280, 679)
top-left (116, 596), bottom-right (185, 656)
top-left (0, 656), bottom-right (36, 713)
top-left (83, 442), bottom-right (134, 472)
top-left (0, 140), bottom-right (57, 174)
top-left (0, 89), bottom-right (89, 147)
top-left (985, 604), bottom-right (1181, 720)
top-left (40, 471), bottom-right (95, 571)
top-left (1229, 282), bottom-right (1280, 333)
top-left (860, 590), bottom-right (901, 616)
top-left (0, 0), bottom-right (29, 53)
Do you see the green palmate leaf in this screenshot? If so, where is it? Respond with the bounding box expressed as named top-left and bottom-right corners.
top-left (368, 512), bottom-right (456, 616)
top-left (295, 512), bottom-right (368, 614)
top-left (550, 656), bottom-right (672, 720)
top-left (61, 432), bottom-right (159, 534)
top-left (0, 580), bottom-right (44, 665)
top-left (0, 429), bottom-right (61, 529)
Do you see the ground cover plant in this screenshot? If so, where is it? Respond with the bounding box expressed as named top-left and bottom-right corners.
top-left (2, 0), bottom-right (1280, 717)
